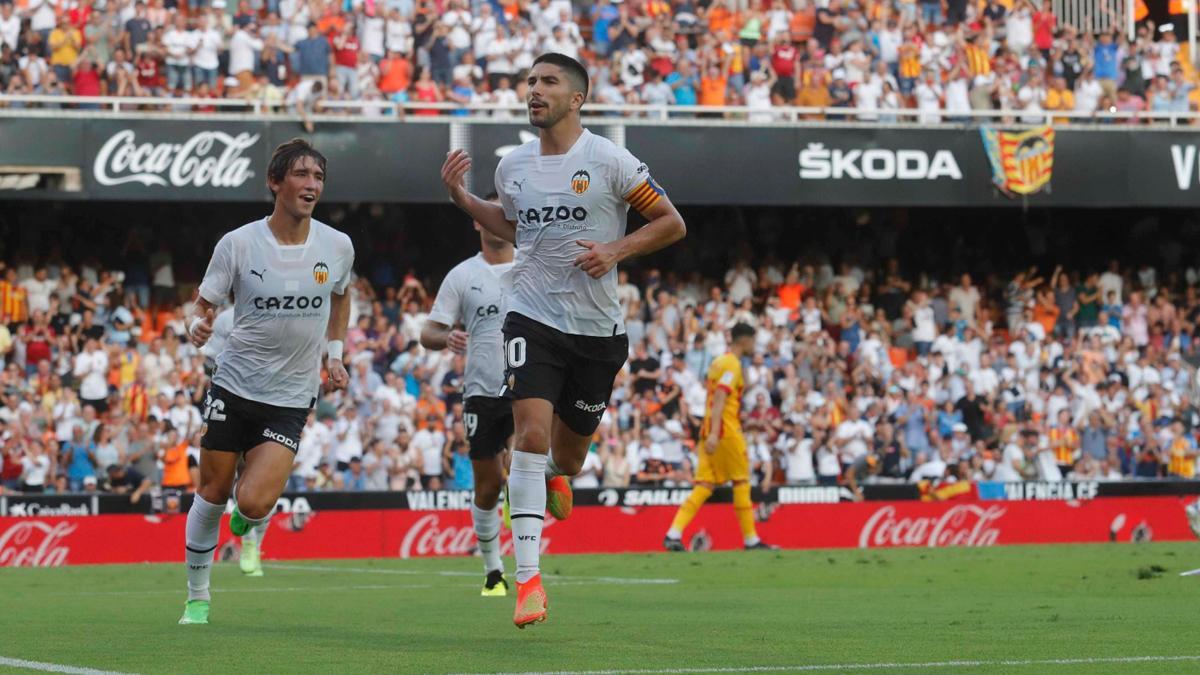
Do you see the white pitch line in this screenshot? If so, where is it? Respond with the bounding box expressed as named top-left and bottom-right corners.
top-left (46, 584), bottom-right (431, 598)
top-left (265, 563), bottom-right (680, 585)
top-left (1179, 567), bottom-right (1200, 576)
top-left (463, 655), bottom-right (1200, 675)
top-left (0, 656), bottom-right (133, 675)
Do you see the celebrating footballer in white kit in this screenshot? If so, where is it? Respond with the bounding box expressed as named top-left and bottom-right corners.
top-left (441, 52), bottom-right (686, 628)
top-left (421, 195), bottom-right (516, 597)
top-left (179, 139), bottom-right (355, 626)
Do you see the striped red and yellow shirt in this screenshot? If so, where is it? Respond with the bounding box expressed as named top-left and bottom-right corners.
top-left (964, 43), bottom-right (991, 77)
top-left (898, 43), bottom-right (922, 79)
top-left (1049, 426), bottom-right (1079, 465)
top-left (0, 282), bottom-right (27, 324)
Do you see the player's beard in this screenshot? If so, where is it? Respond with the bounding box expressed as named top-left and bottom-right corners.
top-left (528, 98), bottom-right (567, 129)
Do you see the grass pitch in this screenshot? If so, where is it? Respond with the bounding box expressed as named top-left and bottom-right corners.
top-left (0, 543), bottom-right (1196, 674)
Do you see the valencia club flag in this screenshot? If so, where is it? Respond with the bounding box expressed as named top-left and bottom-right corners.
top-left (980, 125), bottom-right (1055, 197)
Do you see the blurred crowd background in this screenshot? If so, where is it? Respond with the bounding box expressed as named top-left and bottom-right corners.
top-left (0, 203), bottom-right (1198, 498)
top-left (1, 0), bottom-right (1199, 121)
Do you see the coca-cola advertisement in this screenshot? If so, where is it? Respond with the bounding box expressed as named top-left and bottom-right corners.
top-left (84, 121), bottom-right (268, 199)
top-left (0, 496), bottom-right (1192, 567)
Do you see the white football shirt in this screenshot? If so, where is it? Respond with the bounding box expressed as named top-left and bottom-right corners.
top-left (427, 252), bottom-right (514, 400)
top-left (198, 218), bottom-right (355, 408)
top-left (495, 129), bottom-right (665, 337)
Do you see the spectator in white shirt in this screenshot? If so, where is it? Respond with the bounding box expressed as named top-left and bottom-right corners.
top-left (229, 22), bottom-right (265, 91)
top-left (191, 18), bottom-right (223, 90)
top-left (410, 416), bottom-right (446, 487)
top-left (1017, 68), bottom-right (1048, 124)
top-left (914, 71), bottom-right (943, 124)
top-left (854, 72), bottom-right (882, 121)
top-left (441, 0), bottom-right (472, 59)
top-left (22, 267), bottom-right (54, 314)
top-left (572, 450), bottom-right (604, 488)
top-left (944, 67), bottom-right (971, 121)
top-left (167, 392), bottom-right (203, 439)
top-left (0, 4), bottom-right (20, 52)
top-left (333, 405), bottom-right (365, 471)
top-left (162, 14), bottom-right (197, 91)
top-left (746, 69), bottom-right (776, 122)
top-left (73, 338), bottom-right (109, 412)
top-left (834, 406), bottom-right (873, 465)
top-left (782, 429), bottom-right (817, 484)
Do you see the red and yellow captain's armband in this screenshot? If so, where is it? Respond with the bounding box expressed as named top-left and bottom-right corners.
top-left (624, 177), bottom-right (665, 214)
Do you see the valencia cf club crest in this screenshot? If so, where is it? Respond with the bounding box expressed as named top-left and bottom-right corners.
top-left (570, 169), bottom-right (590, 195)
top-left (313, 262), bottom-right (330, 284)
top-left (981, 125), bottom-right (1055, 197)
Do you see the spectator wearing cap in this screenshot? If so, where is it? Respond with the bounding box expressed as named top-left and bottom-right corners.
top-left (105, 463), bottom-right (152, 503)
top-left (342, 456), bottom-right (368, 491)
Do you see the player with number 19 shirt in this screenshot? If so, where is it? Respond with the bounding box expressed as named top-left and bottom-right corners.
top-left (422, 215), bottom-right (516, 597)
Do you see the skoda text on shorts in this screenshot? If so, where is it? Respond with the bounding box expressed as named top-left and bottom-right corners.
top-left (180, 138), bottom-right (355, 625)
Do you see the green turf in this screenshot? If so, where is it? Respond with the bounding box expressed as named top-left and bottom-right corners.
top-left (1, 543), bottom-right (1197, 674)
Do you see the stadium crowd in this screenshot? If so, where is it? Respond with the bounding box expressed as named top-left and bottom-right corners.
top-left (0, 231), bottom-right (1199, 499)
top-left (0, 0), bottom-right (1198, 121)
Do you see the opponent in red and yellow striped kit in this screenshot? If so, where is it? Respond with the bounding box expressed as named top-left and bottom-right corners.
top-left (664, 323), bottom-right (773, 551)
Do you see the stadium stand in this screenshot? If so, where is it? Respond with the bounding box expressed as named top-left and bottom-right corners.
top-left (0, 0), bottom-right (1199, 122)
top-left (0, 213), bottom-right (1198, 497)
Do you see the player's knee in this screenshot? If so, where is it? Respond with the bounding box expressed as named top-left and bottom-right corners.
top-left (237, 497), bottom-right (274, 521)
top-left (197, 483), bottom-right (231, 505)
top-left (474, 483), bottom-right (502, 509)
top-left (514, 426), bottom-right (550, 454)
top-left (731, 481), bottom-right (752, 507)
top-left (553, 453), bottom-right (585, 477)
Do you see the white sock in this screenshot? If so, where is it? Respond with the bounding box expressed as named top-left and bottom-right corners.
top-left (545, 450), bottom-right (563, 478)
top-left (744, 535), bottom-right (761, 546)
top-left (666, 528), bottom-right (682, 540)
top-left (232, 491), bottom-right (271, 532)
top-left (185, 493), bottom-right (225, 601)
top-left (242, 516), bottom-right (270, 547)
top-left (508, 450), bottom-right (547, 584)
top-left (471, 502), bottom-right (503, 574)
